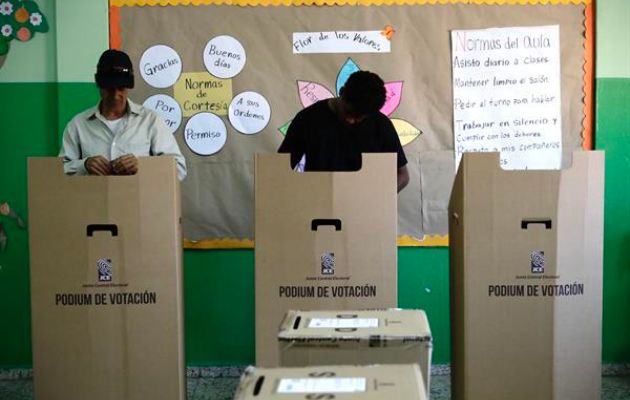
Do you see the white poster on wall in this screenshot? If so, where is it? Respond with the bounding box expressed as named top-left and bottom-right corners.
top-left (228, 91), bottom-right (271, 135)
top-left (203, 35), bottom-right (247, 79)
top-left (143, 94), bottom-right (182, 134)
top-left (292, 31), bottom-right (391, 54)
top-left (139, 44), bottom-right (182, 88)
top-left (184, 112), bottom-right (227, 156)
top-left (451, 25), bottom-right (562, 170)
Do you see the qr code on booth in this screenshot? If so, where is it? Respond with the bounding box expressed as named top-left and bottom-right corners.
top-left (321, 252), bottom-right (335, 275)
top-left (531, 251), bottom-right (544, 274)
top-left (97, 258), bottom-right (113, 282)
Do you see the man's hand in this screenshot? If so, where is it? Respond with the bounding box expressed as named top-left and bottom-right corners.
top-left (85, 156), bottom-right (113, 175)
top-left (111, 154), bottom-right (139, 175)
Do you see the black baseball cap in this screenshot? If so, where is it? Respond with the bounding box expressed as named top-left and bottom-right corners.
top-left (95, 49), bottom-right (134, 89)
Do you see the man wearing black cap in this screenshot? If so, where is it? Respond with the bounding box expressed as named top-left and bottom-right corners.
top-left (59, 49), bottom-right (187, 180)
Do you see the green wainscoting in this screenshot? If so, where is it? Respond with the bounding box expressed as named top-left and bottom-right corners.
top-left (596, 77), bottom-right (630, 363)
top-left (0, 83), bottom-right (60, 367)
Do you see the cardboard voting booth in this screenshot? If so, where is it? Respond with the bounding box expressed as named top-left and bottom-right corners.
top-left (278, 309), bottom-right (432, 395)
top-left (28, 158), bottom-right (185, 400)
top-left (255, 154), bottom-right (398, 367)
top-left (448, 151), bottom-right (604, 400)
top-left (233, 364), bottom-right (427, 400)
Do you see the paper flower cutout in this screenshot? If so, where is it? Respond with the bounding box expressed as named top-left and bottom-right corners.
top-left (0, 201), bottom-right (26, 252)
top-left (381, 25), bottom-right (396, 40)
top-left (0, 201), bottom-right (25, 228)
top-left (391, 118), bottom-right (422, 146)
top-left (0, 0), bottom-right (49, 58)
top-left (336, 58), bottom-right (360, 96)
top-left (1, 24), bottom-right (11, 37)
top-left (16, 26), bottom-right (30, 41)
top-left (278, 120), bottom-right (292, 136)
top-left (279, 58), bottom-right (422, 146)
top-left (29, 12), bottom-right (41, 26)
top-left (382, 81), bottom-right (403, 116)
top-left (14, 5), bottom-right (28, 23)
top-left (298, 80), bottom-right (334, 108)
top-left (0, 2), bottom-right (13, 16)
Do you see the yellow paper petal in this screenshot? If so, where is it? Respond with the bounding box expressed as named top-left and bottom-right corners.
top-left (391, 118), bottom-right (421, 146)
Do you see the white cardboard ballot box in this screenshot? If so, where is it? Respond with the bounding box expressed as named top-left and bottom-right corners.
top-left (233, 364), bottom-right (427, 400)
top-left (278, 308), bottom-right (432, 395)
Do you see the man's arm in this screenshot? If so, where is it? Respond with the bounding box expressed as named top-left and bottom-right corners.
top-left (378, 116), bottom-right (409, 193)
top-left (59, 120), bottom-right (91, 175)
top-left (397, 165), bottom-right (409, 193)
top-left (60, 115), bottom-right (114, 175)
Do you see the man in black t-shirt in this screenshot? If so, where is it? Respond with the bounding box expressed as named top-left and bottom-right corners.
top-left (278, 70), bottom-right (410, 192)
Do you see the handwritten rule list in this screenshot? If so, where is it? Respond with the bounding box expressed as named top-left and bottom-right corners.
top-left (451, 25), bottom-right (562, 170)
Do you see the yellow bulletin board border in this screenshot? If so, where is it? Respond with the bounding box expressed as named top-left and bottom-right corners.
top-left (112, 0), bottom-right (590, 6)
top-left (184, 235), bottom-right (449, 249)
top-left (111, 0), bottom-right (593, 248)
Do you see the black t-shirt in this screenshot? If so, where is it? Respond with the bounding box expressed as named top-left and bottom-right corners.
top-left (278, 100), bottom-right (408, 171)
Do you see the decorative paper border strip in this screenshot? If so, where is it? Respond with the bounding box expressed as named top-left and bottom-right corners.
top-left (111, 0), bottom-right (591, 7)
top-left (184, 238), bottom-right (255, 249)
top-left (582, 3), bottom-right (593, 150)
top-left (109, 5), bottom-right (121, 49)
top-left (183, 235), bottom-right (448, 248)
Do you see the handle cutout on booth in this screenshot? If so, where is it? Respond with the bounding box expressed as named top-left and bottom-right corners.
top-left (335, 328), bottom-right (358, 332)
top-left (86, 224), bottom-right (119, 237)
top-left (311, 219), bottom-right (342, 231)
top-left (253, 376), bottom-right (265, 396)
top-left (284, 153), bottom-right (365, 172)
top-left (521, 219), bottom-right (552, 230)
top-left (293, 316), bottom-right (302, 330)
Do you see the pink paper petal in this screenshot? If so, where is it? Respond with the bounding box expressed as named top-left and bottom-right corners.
top-left (297, 80), bottom-right (334, 108)
top-left (380, 81), bottom-right (403, 116)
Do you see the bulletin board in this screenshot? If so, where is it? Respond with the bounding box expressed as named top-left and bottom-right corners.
top-left (110, 0), bottom-right (592, 248)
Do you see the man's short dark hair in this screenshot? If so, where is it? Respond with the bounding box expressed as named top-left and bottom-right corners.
top-left (95, 49), bottom-right (135, 89)
top-left (339, 70), bottom-right (386, 116)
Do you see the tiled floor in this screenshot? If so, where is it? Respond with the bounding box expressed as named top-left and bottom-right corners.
top-left (1, 372), bottom-right (630, 399)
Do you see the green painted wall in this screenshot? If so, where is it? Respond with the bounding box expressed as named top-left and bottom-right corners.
top-left (0, 83), bottom-right (59, 367)
top-left (595, 78), bottom-right (630, 362)
top-left (595, 0), bottom-right (630, 363)
top-left (0, 0), bottom-right (58, 368)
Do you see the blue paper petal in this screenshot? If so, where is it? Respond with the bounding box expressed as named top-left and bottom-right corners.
top-left (336, 58), bottom-right (360, 96)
